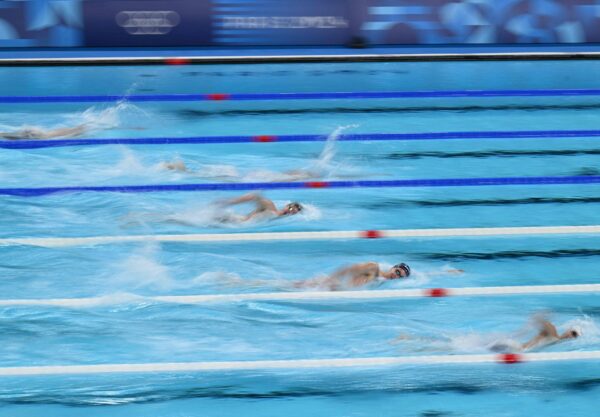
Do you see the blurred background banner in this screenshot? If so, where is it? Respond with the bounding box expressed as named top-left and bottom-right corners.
top-left (83, 0), bottom-right (212, 46)
top-left (1, 0), bottom-right (600, 48)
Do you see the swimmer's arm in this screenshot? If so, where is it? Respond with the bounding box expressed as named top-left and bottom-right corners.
top-left (226, 193), bottom-right (276, 211)
top-left (428, 268), bottom-right (465, 276)
top-left (351, 263), bottom-right (380, 287)
top-left (521, 334), bottom-right (545, 351)
top-left (225, 193), bottom-right (262, 205)
top-left (241, 209), bottom-right (263, 222)
top-left (329, 262), bottom-right (378, 280)
top-left (538, 320), bottom-right (560, 338)
top-left (522, 322), bottom-right (559, 350)
top-left (282, 169), bottom-right (319, 181)
top-left (40, 125), bottom-right (88, 139)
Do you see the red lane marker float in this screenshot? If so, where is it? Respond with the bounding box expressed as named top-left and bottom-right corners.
top-left (498, 353), bottom-right (523, 364)
top-left (361, 230), bottom-right (383, 239)
top-left (164, 57), bottom-right (191, 65)
top-left (253, 135), bottom-right (277, 143)
top-left (425, 288), bottom-right (449, 297)
top-left (206, 93), bottom-right (230, 101)
top-left (305, 181), bottom-right (330, 188)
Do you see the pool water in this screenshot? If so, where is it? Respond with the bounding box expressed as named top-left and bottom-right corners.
top-left (0, 60), bottom-right (599, 417)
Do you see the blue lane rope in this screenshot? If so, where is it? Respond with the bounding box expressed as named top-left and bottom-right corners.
top-left (3, 89), bottom-right (600, 104)
top-left (2, 176), bottom-right (600, 197)
top-left (3, 130), bottom-right (600, 150)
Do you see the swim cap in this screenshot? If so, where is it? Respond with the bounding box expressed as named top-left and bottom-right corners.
top-left (286, 202), bottom-right (303, 214)
top-left (393, 263), bottom-right (411, 278)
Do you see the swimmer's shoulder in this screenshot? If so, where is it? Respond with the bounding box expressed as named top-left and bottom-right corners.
top-left (359, 261), bottom-right (379, 269)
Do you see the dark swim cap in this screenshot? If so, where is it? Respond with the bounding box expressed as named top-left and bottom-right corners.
top-left (286, 202), bottom-right (303, 213)
top-left (393, 263), bottom-right (411, 278)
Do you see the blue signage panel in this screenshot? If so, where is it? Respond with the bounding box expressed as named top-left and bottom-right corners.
top-left (211, 0), bottom-right (353, 45)
top-left (83, 0), bottom-right (212, 46)
top-left (0, 0), bottom-right (83, 47)
top-left (3, 0), bottom-right (600, 47)
top-left (359, 0), bottom-right (600, 44)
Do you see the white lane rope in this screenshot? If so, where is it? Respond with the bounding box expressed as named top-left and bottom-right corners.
top-left (2, 351), bottom-right (599, 376)
top-left (0, 284), bottom-right (598, 308)
top-left (2, 225), bottom-right (600, 248)
top-left (2, 51), bottom-right (600, 65)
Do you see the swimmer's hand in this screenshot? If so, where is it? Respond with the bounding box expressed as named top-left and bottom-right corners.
top-left (427, 268), bottom-right (465, 277)
top-left (445, 268), bottom-right (464, 275)
top-left (390, 333), bottom-right (412, 344)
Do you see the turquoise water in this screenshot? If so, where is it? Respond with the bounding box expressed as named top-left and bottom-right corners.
top-left (0, 61), bottom-right (599, 417)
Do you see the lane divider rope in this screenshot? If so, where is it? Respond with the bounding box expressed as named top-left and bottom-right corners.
top-left (2, 225), bottom-right (600, 248)
top-left (4, 129), bottom-right (600, 149)
top-left (3, 51), bottom-right (600, 67)
top-left (4, 89), bottom-right (600, 104)
top-left (0, 284), bottom-right (599, 308)
top-left (3, 176), bottom-right (600, 197)
top-left (1, 351), bottom-right (599, 376)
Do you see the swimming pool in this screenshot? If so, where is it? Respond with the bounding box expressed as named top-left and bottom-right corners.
top-left (0, 60), bottom-right (599, 417)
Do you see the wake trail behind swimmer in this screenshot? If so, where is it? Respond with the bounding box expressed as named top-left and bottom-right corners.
top-left (161, 124), bottom-right (364, 182)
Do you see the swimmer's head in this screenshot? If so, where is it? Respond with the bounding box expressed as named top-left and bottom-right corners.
top-left (390, 263), bottom-right (411, 279)
top-left (282, 202), bottom-right (303, 216)
top-left (163, 160), bottom-right (187, 172)
top-left (562, 329), bottom-right (579, 339)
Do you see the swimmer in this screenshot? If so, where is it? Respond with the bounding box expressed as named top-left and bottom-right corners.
top-left (162, 159), bottom-right (188, 172)
top-left (486, 317), bottom-right (579, 353)
top-left (294, 262), bottom-right (411, 291)
top-left (122, 192), bottom-right (302, 227)
top-left (221, 192), bottom-right (303, 222)
top-left (161, 159), bottom-right (321, 182)
top-left (0, 124), bottom-right (88, 140)
top-left (393, 317), bottom-right (579, 353)
top-left (520, 318), bottom-right (579, 351)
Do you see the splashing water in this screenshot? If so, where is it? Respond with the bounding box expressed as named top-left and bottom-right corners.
top-left (186, 124), bottom-right (360, 183)
top-left (72, 101), bottom-right (149, 132)
top-left (564, 316), bottom-right (600, 345)
top-left (161, 203), bottom-right (244, 228)
top-left (107, 148), bottom-right (149, 177)
top-left (187, 271), bottom-right (278, 291)
top-left (192, 164), bottom-right (240, 180)
top-left (290, 202), bottom-right (322, 221)
top-left (113, 245), bottom-right (175, 291)
top-left (307, 124), bottom-right (358, 174)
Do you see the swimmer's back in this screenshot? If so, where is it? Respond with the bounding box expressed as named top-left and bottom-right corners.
top-left (349, 262), bottom-right (380, 287)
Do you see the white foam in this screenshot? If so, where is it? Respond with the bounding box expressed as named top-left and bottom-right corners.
top-left (236, 124), bottom-right (359, 183)
top-left (109, 148), bottom-right (149, 176)
top-left (310, 124), bottom-right (358, 172)
top-left (564, 316), bottom-right (600, 344)
top-left (192, 164), bottom-right (240, 180)
top-left (113, 245), bottom-right (175, 291)
top-left (70, 101), bottom-right (149, 133)
top-left (188, 271), bottom-right (277, 290)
